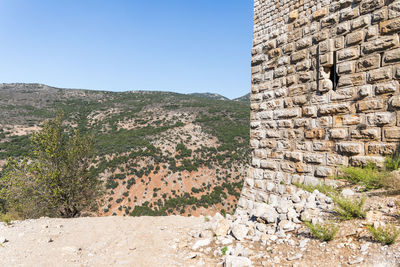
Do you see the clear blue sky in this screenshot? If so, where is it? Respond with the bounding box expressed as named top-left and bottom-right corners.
top-left (0, 0), bottom-right (253, 99)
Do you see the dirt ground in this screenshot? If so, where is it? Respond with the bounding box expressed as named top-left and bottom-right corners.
top-left (0, 216), bottom-right (204, 267)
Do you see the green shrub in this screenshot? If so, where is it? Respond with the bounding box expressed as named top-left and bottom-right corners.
top-left (0, 213), bottom-right (13, 225)
top-left (0, 112), bottom-right (103, 218)
top-left (304, 221), bottom-right (339, 241)
top-left (221, 246), bottom-right (228, 255)
top-left (385, 152), bottom-right (400, 171)
top-left (331, 195), bottom-right (366, 220)
top-left (337, 162), bottom-right (387, 190)
top-left (367, 224), bottom-right (400, 245)
top-left (293, 182), bottom-right (339, 196)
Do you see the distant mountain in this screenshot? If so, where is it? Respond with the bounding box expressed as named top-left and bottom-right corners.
top-left (188, 92), bottom-right (230, 101)
top-left (0, 83), bottom-right (250, 217)
top-left (233, 93), bottom-right (250, 102)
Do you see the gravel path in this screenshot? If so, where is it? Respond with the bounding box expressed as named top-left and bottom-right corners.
top-left (0, 216), bottom-right (203, 267)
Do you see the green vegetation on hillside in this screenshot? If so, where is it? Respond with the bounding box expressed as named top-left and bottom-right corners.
top-left (0, 84), bottom-right (250, 216)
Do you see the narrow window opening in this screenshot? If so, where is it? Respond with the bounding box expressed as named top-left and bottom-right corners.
top-left (330, 51), bottom-right (339, 91)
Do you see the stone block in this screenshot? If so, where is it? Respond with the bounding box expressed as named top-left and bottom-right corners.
top-left (367, 143), bottom-right (397, 155)
top-left (384, 127), bottom-right (400, 139)
top-left (380, 18), bottom-right (400, 34)
top-left (366, 112), bottom-right (396, 125)
top-left (318, 104), bottom-right (350, 115)
top-left (383, 48), bottom-right (400, 65)
top-left (288, 86), bottom-right (306, 96)
top-left (277, 120), bottom-right (293, 128)
top-left (360, 0), bottom-right (384, 15)
top-left (313, 8), bottom-right (327, 20)
top-left (336, 143), bottom-right (364, 155)
top-left (289, 10), bottom-right (299, 21)
top-left (350, 156), bottom-right (385, 167)
top-left (341, 115), bottom-right (362, 125)
top-left (320, 53), bottom-right (334, 67)
top-left (315, 166), bottom-right (333, 177)
top-left (296, 37), bottom-right (312, 50)
top-left (375, 81), bottom-right (398, 94)
top-left (366, 25), bottom-right (379, 40)
top-left (340, 7), bottom-right (359, 22)
top-left (351, 15), bottom-right (371, 29)
top-left (330, 128), bottom-right (348, 139)
top-left (337, 73), bottom-right (366, 87)
top-left (362, 36), bottom-right (399, 54)
top-left (274, 67), bottom-right (287, 78)
top-left (260, 160), bottom-right (278, 171)
top-left (304, 129), bottom-right (325, 139)
top-left (395, 64), bottom-right (400, 79)
top-left (390, 95), bottom-right (400, 108)
top-left (337, 47), bottom-right (360, 62)
top-left (265, 130), bottom-right (280, 138)
top-left (273, 108), bottom-right (301, 119)
top-left (330, 87), bottom-right (356, 101)
top-left (304, 153), bottom-right (325, 164)
top-left (293, 95), bottom-right (308, 106)
top-left (286, 75), bottom-right (297, 86)
top-left (302, 106), bottom-right (317, 117)
top-left (283, 43), bottom-right (295, 54)
top-left (296, 60), bottom-right (311, 71)
top-left (281, 162), bottom-right (296, 173)
top-left (284, 152), bottom-right (303, 162)
top-left (321, 14), bottom-right (338, 28)
top-left (319, 39), bottom-right (334, 54)
top-left (357, 99), bottom-right (385, 112)
top-left (337, 61), bottom-right (355, 74)
top-left (268, 48), bottom-right (281, 58)
top-left (327, 154), bottom-right (349, 166)
top-left (313, 29), bottom-right (329, 43)
top-left (313, 141), bottom-right (333, 152)
top-left (335, 36), bottom-right (345, 50)
top-left (347, 31), bottom-right (365, 46)
top-left (337, 22), bottom-right (350, 34)
top-left (350, 128), bottom-right (380, 140)
top-left (372, 8), bottom-right (388, 23)
top-left (298, 71), bottom-right (313, 83)
top-left (368, 67), bottom-right (392, 83)
top-left (291, 50), bottom-right (308, 63)
top-left (356, 54), bottom-right (381, 72)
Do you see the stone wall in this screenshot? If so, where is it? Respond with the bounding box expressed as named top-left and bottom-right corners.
top-left (237, 0), bottom-right (400, 215)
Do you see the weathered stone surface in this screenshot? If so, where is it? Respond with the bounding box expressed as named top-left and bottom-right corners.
top-left (357, 100), bottom-right (384, 112)
top-left (368, 67), bottom-right (392, 83)
top-left (337, 47), bottom-right (359, 62)
top-left (318, 104), bottom-right (350, 115)
top-left (360, 0), bottom-right (384, 15)
top-left (384, 128), bottom-right (400, 139)
top-left (356, 54), bottom-right (380, 72)
top-left (336, 143), bottom-right (363, 155)
top-left (313, 8), bottom-right (327, 20)
top-left (231, 224), bottom-right (248, 241)
top-left (380, 18), bottom-right (400, 34)
top-left (240, 0), bottom-right (400, 234)
top-left (224, 256), bottom-right (252, 267)
top-left (375, 82), bottom-right (398, 94)
top-left (330, 128), bottom-right (348, 139)
top-left (362, 36), bottom-right (399, 54)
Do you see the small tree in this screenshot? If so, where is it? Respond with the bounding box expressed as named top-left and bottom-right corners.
top-left (0, 112), bottom-right (103, 218)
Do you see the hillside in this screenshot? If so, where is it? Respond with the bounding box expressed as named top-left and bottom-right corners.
top-left (233, 93), bottom-right (250, 102)
top-left (0, 83), bottom-right (250, 217)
